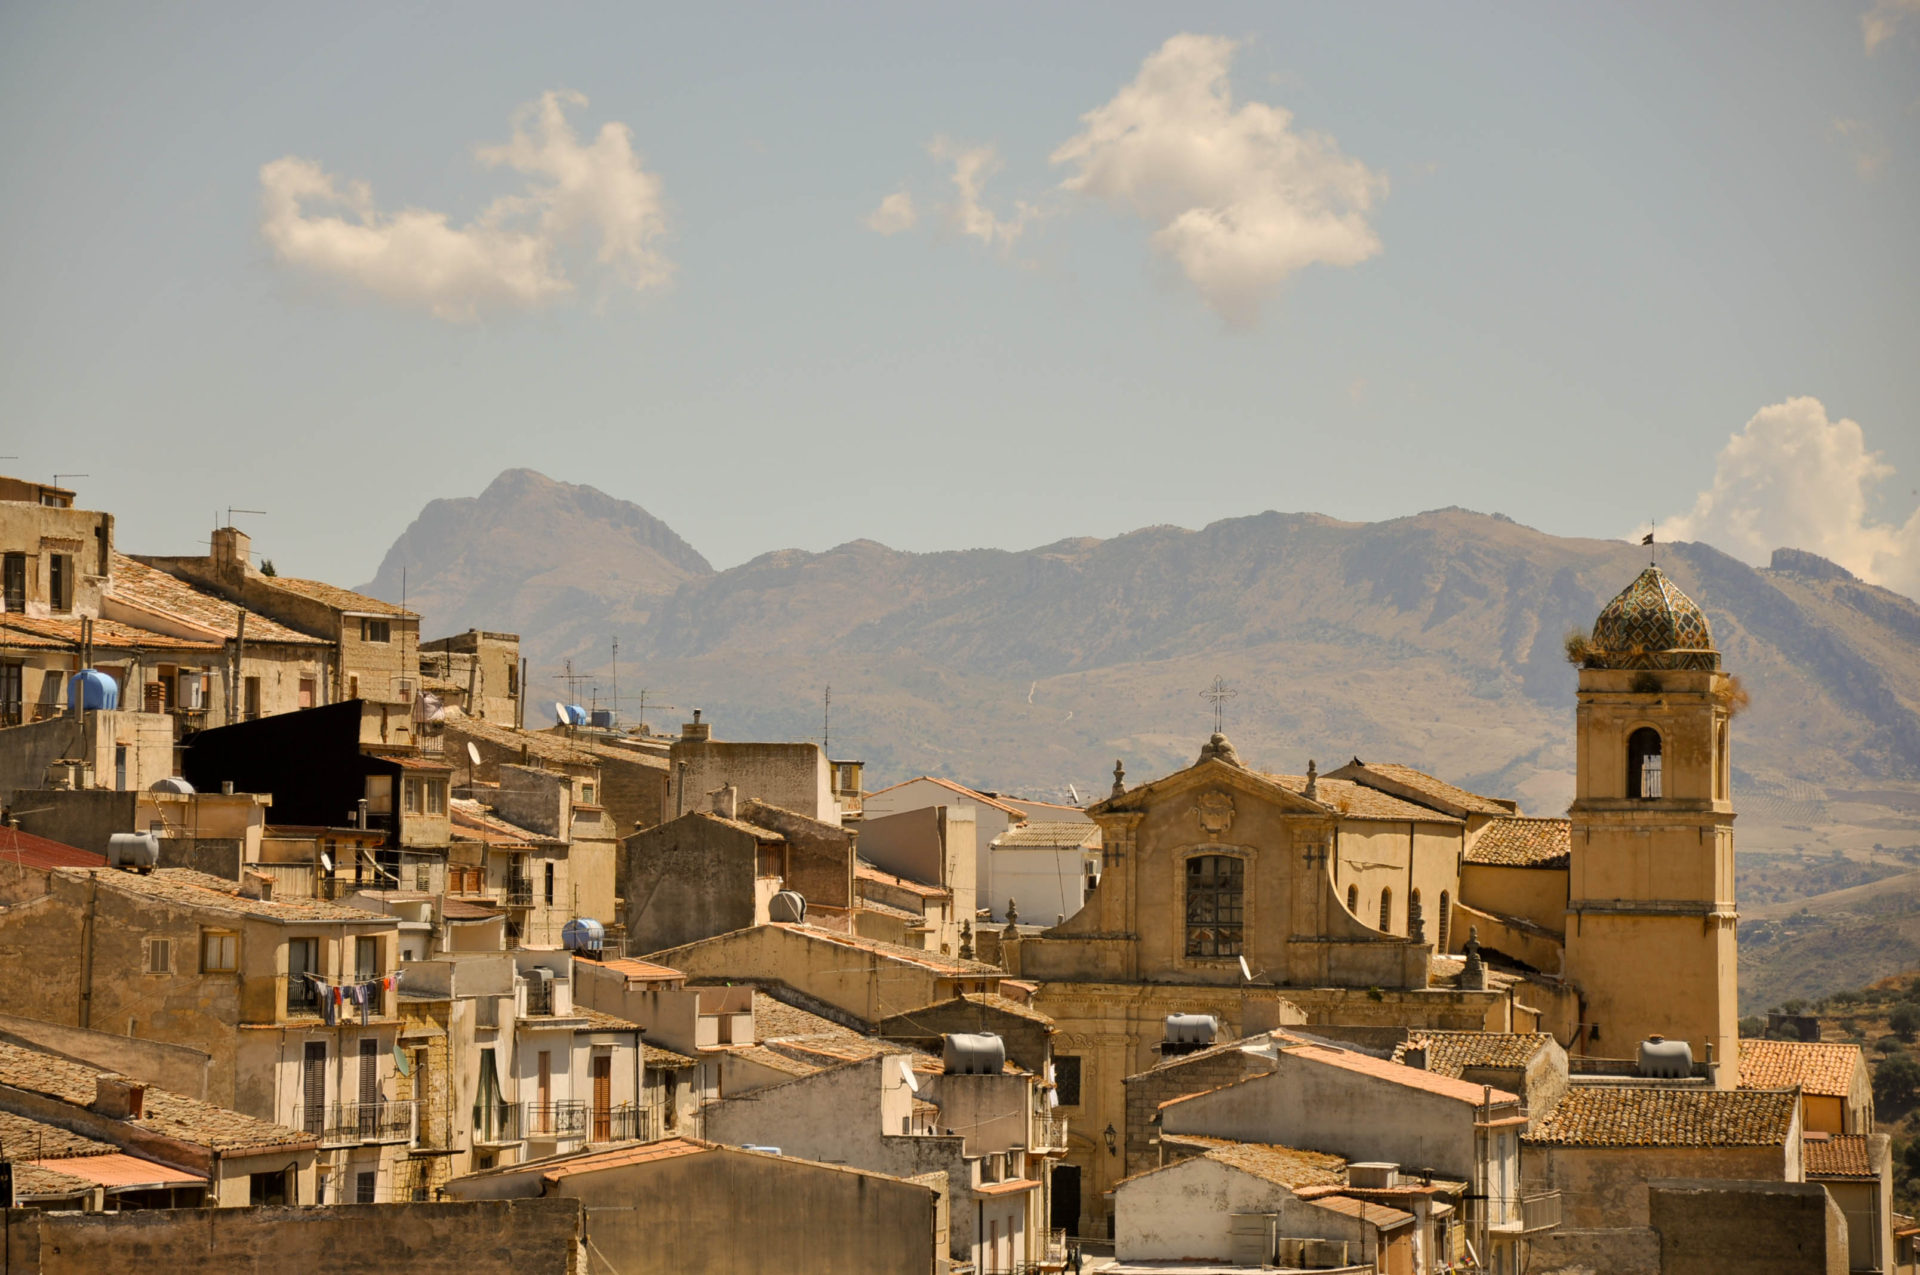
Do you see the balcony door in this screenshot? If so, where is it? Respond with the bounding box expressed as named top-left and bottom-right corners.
top-left (358, 1038), bottom-right (380, 1136)
top-left (302, 1041), bottom-right (326, 1133)
top-left (591, 1054), bottom-right (611, 1140)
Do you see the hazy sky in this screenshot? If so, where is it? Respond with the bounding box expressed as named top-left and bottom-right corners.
top-left (4, 3), bottom-right (1917, 595)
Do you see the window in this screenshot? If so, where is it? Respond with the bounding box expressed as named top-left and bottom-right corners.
top-left (287, 937), bottom-right (320, 1012)
top-left (348, 674), bottom-right (360, 700)
top-left (145, 937), bottom-right (171, 974)
top-left (365, 775), bottom-right (392, 815)
top-left (355, 1172), bottom-right (376, 1204)
top-left (201, 930), bottom-right (238, 973)
top-left (0, 662), bottom-right (20, 727)
top-left (506, 663), bottom-right (518, 695)
top-left (1628, 727), bottom-right (1663, 800)
top-left (404, 779), bottom-right (420, 814)
top-left (1378, 888), bottom-right (1393, 933)
top-left (48, 554), bottom-right (72, 613)
top-left (249, 1170), bottom-right (289, 1207)
top-left (361, 618), bottom-right (391, 644)
top-left (544, 861), bottom-right (556, 906)
top-left (580, 783), bottom-right (595, 805)
top-left (1, 553), bottom-right (24, 612)
top-left (244, 676), bottom-right (262, 720)
top-left (1185, 855), bottom-right (1244, 957)
top-left (356, 935), bottom-right (379, 981)
top-left (114, 745), bottom-right (126, 792)
top-left (1346, 883), bottom-right (1359, 914)
top-left (426, 780), bottom-right (445, 816)
top-left (1053, 1055), bottom-right (1082, 1106)
top-left (1438, 890), bottom-right (1452, 954)
top-left (298, 676), bottom-right (316, 709)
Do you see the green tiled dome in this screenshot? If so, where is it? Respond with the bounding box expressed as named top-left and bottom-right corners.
top-left (1588, 566), bottom-right (1718, 671)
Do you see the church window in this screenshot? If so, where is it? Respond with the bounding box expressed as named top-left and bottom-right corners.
top-left (1378, 887), bottom-right (1393, 933)
top-left (1184, 856), bottom-right (1244, 957)
top-left (1346, 884), bottom-right (1359, 914)
top-left (1628, 727), bottom-right (1663, 799)
top-left (1438, 891), bottom-right (1451, 953)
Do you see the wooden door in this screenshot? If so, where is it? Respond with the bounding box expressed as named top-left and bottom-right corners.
top-left (303, 1041), bottom-right (326, 1133)
top-left (591, 1054), bottom-right (611, 1140)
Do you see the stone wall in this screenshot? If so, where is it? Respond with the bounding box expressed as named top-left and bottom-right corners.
top-left (1, 1198), bottom-right (582, 1274)
top-left (1123, 1042), bottom-right (1276, 1169)
top-left (1648, 1178), bottom-right (1848, 1275)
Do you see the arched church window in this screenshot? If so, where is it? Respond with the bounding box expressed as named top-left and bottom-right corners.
top-left (1408, 889), bottom-right (1425, 942)
top-left (1628, 727), bottom-right (1663, 799)
top-left (1184, 856), bottom-right (1244, 958)
top-left (1346, 884), bottom-right (1359, 914)
top-left (1438, 891), bottom-right (1451, 953)
top-left (1378, 887), bottom-right (1393, 933)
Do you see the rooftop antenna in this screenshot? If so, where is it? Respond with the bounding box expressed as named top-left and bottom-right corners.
top-left (822, 685), bottom-right (831, 757)
top-left (53, 473), bottom-right (89, 489)
top-left (1201, 676), bottom-right (1237, 734)
top-left (227, 507), bottom-right (267, 528)
top-left (610, 635), bottom-right (620, 730)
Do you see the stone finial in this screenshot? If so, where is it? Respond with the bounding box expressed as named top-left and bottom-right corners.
top-left (1005, 899), bottom-right (1019, 926)
top-left (1197, 733), bottom-right (1244, 769)
top-left (1111, 759), bottom-right (1126, 799)
top-left (1460, 925), bottom-right (1488, 990)
top-left (1304, 759), bottom-right (1318, 801)
top-left (958, 920), bottom-right (974, 961)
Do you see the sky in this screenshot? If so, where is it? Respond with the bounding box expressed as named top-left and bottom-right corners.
top-left (3, 2), bottom-right (1918, 597)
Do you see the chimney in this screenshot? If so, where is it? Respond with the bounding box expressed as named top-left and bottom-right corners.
top-left (93, 1074), bottom-right (146, 1120)
top-left (710, 785), bottom-right (738, 820)
top-left (682, 710), bottom-right (711, 743)
top-left (222, 780), bottom-right (234, 796)
top-left (240, 870), bottom-right (274, 901)
top-left (210, 526), bottom-right (252, 574)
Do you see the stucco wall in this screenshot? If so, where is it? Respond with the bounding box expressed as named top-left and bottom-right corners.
top-left (622, 814), bottom-right (758, 953)
top-left (669, 737), bottom-right (834, 824)
top-left (1, 1198), bottom-right (582, 1274)
top-left (1648, 1177), bottom-right (1848, 1275)
top-left (1459, 863), bottom-right (1567, 937)
top-left (1116, 1157), bottom-right (1379, 1264)
top-left (1523, 1142), bottom-right (1791, 1229)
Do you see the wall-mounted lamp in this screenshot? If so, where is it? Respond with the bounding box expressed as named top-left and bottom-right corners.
top-left (1103, 1123), bottom-right (1117, 1156)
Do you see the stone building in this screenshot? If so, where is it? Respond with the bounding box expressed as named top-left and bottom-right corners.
top-left (418, 629), bottom-right (521, 724)
top-left (664, 712), bottom-right (845, 823)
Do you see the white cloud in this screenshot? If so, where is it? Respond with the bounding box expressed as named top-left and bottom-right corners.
top-left (1049, 33), bottom-right (1386, 325)
top-left (932, 140), bottom-right (1039, 249)
top-left (864, 190), bottom-right (918, 235)
top-left (1832, 118), bottom-right (1889, 179)
top-left (1864, 0), bottom-right (1920, 52)
top-left (260, 90), bottom-right (667, 321)
top-left (1658, 396), bottom-right (1920, 599)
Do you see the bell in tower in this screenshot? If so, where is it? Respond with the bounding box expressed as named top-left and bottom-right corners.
top-left (1564, 565), bottom-right (1739, 1086)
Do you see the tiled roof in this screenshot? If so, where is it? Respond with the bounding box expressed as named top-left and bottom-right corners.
top-left (444, 717), bottom-right (599, 767)
top-left (599, 958), bottom-right (686, 983)
top-left (719, 1044), bottom-right (821, 1077)
top-left (1738, 1039), bottom-right (1865, 1098)
top-left (1346, 763), bottom-right (1515, 816)
top-left (261, 576), bottom-right (414, 617)
top-left (854, 859), bottom-right (950, 899)
top-left (540, 1137), bottom-right (709, 1181)
top-left (1263, 775), bottom-right (1465, 825)
top-left (754, 992), bottom-right (867, 1044)
top-left (0, 1041), bottom-right (315, 1154)
top-left (1803, 1133), bottom-right (1875, 1178)
top-left (864, 777), bottom-right (1026, 818)
top-left (1465, 819), bottom-right (1571, 869)
top-left (1524, 1086), bottom-right (1798, 1148)
top-left (642, 1041), bottom-right (697, 1070)
top-left (1167, 1136), bottom-right (1347, 1191)
top-left (66, 867), bottom-right (391, 923)
top-left (108, 554), bottom-right (321, 644)
top-left (856, 898), bottom-right (924, 923)
top-left (8, 1160), bottom-right (98, 1199)
top-left (558, 734), bottom-right (669, 772)
top-left (0, 614), bottom-right (223, 653)
top-left (1391, 1032), bottom-right (1556, 1078)
top-left (771, 924), bottom-right (1005, 976)
top-left (450, 801), bottom-right (561, 847)
top-left (992, 821), bottom-right (1103, 850)
top-left (31, 1151), bottom-right (204, 1188)
top-left (884, 992), bottom-right (1056, 1031)
top-left (1310, 1194), bottom-right (1415, 1229)
top-left (574, 1007), bottom-right (642, 1033)
top-left (0, 829), bottom-right (106, 870)
top-left (0, 1109), bottom-right (117, 1159)
top-left (441, 898), bottom-right (502, 921)
top-left (1589, 565), bottom-right (1718, 671)
top-left (0, 621), bottom-right (67, 649)
top-left (1278, 1042), bottom-right (1515, 1105)
top-left (692, 810), bottom-right (785, 841)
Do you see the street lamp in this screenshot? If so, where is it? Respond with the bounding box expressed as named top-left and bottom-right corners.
top-left (1103, 1123), bottom-right (1117, 1155)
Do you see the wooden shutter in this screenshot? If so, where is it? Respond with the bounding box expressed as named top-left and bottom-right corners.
top-left (303, 1041), bottom-right (326, 1131)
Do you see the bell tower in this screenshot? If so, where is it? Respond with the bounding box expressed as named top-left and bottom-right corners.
top-left (1564, 565), bottom-right (1738, 1086)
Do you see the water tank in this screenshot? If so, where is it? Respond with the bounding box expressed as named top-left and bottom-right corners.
top-left (767, 890), bottom-right (808, 923)
top-left (108, 832), bottom-right (160, 874)
top-left (67, 669), bottom-right (119, 712)
top-left (149, 776), bottom-right (196, 795)
top-left (563, 918), bottom-right (606, 954)
top-left (564, 704), bottom-right (589, 726)
top-left (1164, 1014), bottom-right (1219, 1048)
top-left (942, 1033), bottom-right (1006, 1075)
top-left (1638, 1035), bottom-right (1694, 1078)
top-left (1348, 1162), bottom-right (1400, 1189)
top-left (589, 709), bottom-right (613, 729)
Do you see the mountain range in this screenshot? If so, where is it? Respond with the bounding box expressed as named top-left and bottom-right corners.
top-left (361, 469), bottom-right (1920, 818)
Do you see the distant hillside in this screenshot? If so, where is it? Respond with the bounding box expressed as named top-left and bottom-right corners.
top-left (362, 472), bottom-right (1920, 818)
top-left (358, 469), bottom-right (712, 647)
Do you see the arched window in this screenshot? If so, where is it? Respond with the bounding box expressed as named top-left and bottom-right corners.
top-left (1438, 891), bottom-right (1452, 953)
top-left (1346, 884), bottom-right (1359, 914)
top-left (1378, 887), bottom-right (1393, 933)
top-left (1185, 856), bottom-right (1244, 957)
top-left (1408, 889), bottom-right (1425, 942)
top-left (1628, 727), bottom-right (1663, 799)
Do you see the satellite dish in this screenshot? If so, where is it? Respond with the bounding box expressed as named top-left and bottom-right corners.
top-left (1239, 955), bottom-right (1253, 983)
top-left (466, 742), bottom-right (482, 766)
top-left (553, 701), bottom-right (569, 725)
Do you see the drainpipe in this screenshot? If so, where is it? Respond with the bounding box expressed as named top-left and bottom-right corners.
top-left (78, 872), bottom-right (99, 1028)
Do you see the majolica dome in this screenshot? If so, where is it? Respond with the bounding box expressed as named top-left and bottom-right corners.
top-left (1588, 566), bottom-right (1719, 671)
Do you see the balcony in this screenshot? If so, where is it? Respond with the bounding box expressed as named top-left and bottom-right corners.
top-left (1519, 1190), bottom-right (1561, 1233)
top-left (504, 877), bottom-right (534, 909)
top-left (1032, 1116), bottom-right (1069, 1153)
top-left (592, 1103), bottom-right (663, 1144)
top-left (287, 979), bottom-right (323, 1015)
top-left (526, 1100), bottom-right (586, 1141)
top-left (314, 1099), bottom-right (416, 1147)
top-left (472, 1101), bottom-right (526, 1147)
top-left (168, 706), bottom-right (208, 736)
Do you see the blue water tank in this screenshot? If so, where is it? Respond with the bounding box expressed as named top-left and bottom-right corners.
top-left (564, 704), bottom-right (589, 726)
top-left (67, 669), bottom-right (119, 712)
top-left (562, 918), bottom-right (605, 954)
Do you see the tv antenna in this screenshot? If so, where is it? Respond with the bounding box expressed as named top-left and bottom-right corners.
top-left (227, 507), bottom-right (267, 528)
top-left (822, 685), bottom-right (831, 757)
top-left (609, 636), bottom-right (620, 730)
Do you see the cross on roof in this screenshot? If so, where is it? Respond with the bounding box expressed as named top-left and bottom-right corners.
top-left (1201, 676), bottom-right (1237, 733)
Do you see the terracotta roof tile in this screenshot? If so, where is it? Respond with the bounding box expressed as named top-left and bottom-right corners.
top-left (1803, 1133), bottom-right (1875, 1178)
top-left (1738, 1039), bottom-right (1865, 1098)
top-left (261, 576), bottom-right (414, 617)
top-left (692, 810), bottom-right (785, 841)
top-left (444, 718), bottom-right (600, 767)
top-left (769, 924), bottom-right (1004, 976)
top-left (0, 829), bottom-right (106, 870)
top-left (1466, 819), bottom-right (1571, 869)
top-left (1391, 1032), bottom-right (1556, 1078)
top-left (864, 777), bottom-right (1026, 818)
top-left (0, 1109), bottom-right (117, 1159)
top-left (574, 1007), bottom-right (642, 1033)
top-left (1263, 775), bottom-right (1465, 825)
top-left (65, 866), bottom-right (392, 923)
top-left (1524, 1086), bottom-right (1798, 1148)
top-left (1345, 763), bottom-right (1515, 816)
top-left (450, 801), bottom-right (561, 847)
top-left (0, 614), bottom-right (223, 653)
top-left (108, 555), bottom-right (321, 644)
top-left (854, 859), bottom-right (951, 898)
top-left (719, 1044), bottom-right (821, 1077)
top-left (8, 1160), bottom-right (99, 1198)
top-left (856, 898), bottom-right (924, 923)
top-left (992, 821), bottom-right (1103, 850)
top-left (1310, 1194), bottom-right (1414, 1228)
top-left (540, 1136), bottom-right (709, 1181)
top-left (599, 958), bottom-right (686, 983)
top-left (1279, 1042), bottom-right (1516, 1105)
top-left (642, 1041), bottom-right (697, 1070)
top-left (754, 992), bottom-right (867, 1044)
top-left (0, 1041), bottom-right (315, 1154)
top-left (1172, 1137), bottom-right (1347, 1191)
top-left (31, 1152), bottom-right (204, 1189)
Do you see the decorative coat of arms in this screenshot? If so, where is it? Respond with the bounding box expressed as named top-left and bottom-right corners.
top-left (1192, 790), bottom-right (1235, 839)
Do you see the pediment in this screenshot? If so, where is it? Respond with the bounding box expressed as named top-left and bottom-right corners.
top-left (1090, 757), bottom-right (1330, 820)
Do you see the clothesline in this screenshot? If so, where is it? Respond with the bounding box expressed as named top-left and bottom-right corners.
top-left (302, 970), bottom-right (405, 1025)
